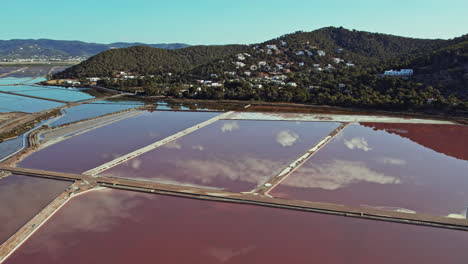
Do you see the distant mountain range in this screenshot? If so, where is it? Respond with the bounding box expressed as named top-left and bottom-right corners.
top-left (0, 39), bottom-right (190, 59)
top-left (52, 27), bottom-right (468, 113)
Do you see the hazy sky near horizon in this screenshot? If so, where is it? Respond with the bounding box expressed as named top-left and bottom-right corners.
top-left (2, 0), bottom-right (467, 44)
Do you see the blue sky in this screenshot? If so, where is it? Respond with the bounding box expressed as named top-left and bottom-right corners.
top-left (2, 0), bottom-right (467, 44)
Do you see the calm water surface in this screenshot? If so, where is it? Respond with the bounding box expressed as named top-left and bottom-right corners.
top-left (18, 111), bottom-right (220, 173)
top-left (0, 77), bottom-right (33, 85)
top-left (5, 189), bottom-right (468, 264)
top-left (49, 100), bottom-right (144, 127)
top-left (0, 93), bottom-right (64, 113)
top-left (0, 174), bottom-right (71, 244)
top-left (14, 87), bottom-right (94, 102)
top-left (102, 120), bottom-right (340, 192)
top-left (271, 123), bottom-right (468, 217)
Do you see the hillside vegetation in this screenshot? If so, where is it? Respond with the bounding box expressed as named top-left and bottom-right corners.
top-left (0, 39), bottom-right (189, 59)
top-left (55, 45), bottom-right (249, 78)
top-left (53, 27), bottom-right (468, 114)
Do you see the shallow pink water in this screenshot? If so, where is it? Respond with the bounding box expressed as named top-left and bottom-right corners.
top-left (271, 123), bottom-right (468, 217)
top-left (101, 120), bottom-right (340, 192)
top-left (0, 174), bottom-right (71, 244)
top-left (18, 111), bottom-right (219, 174)
top-left (5, 189), bottom-right (468, 264)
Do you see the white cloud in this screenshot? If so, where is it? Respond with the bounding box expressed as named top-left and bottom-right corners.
top-left (192, 145), bottom-right (205, 151)
top-left (204, 246), bottom-right (256, 262)
top-left (282, 160), bottom-right (401, 190)
top-left (375, 157), bottom-right (407, 166)
top-left (148, 156), bottom-right (281, 188)
top-left (344, 137), bottom-right (372, 151)
top-left (163, 140), bottom-right (182, 150)
top-left (148, 132), bottom-right (160, 138)
top-left (275, 130), bottom-right (299, 147)
top-left (12, 188), bottom-right (148, 257)
top-left (130, 159), bottom-right (142, 170)
top-left (221, 121), bottom-right (239, 133)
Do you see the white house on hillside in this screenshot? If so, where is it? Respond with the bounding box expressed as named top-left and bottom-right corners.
top-left (384, 69), bottom-right (414, 76)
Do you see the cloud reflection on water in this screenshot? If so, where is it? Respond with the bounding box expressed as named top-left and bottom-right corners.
top-left (282, 160), bottom-right (401, 190)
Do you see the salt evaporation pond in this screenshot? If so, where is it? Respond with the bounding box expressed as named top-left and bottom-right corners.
top-left (270, 123), bottom-right (468, 218)
top-left (0, 93), bottom-right (64, 113)
top-left (0, 174), bottom-right (71, 244)
top-left (18, 111), bottom-right (220, 173)
top-left (102, 120), bottom-right (340, 192)
top-left (6, 67), bottom-right (50, 78)
top-left (14, 87), bottom-right (94, 102)
top-left (5, 188), bottom-right (468, 264)
top-left (20, 77), bottom-right (47, 84)
top-left (49, 100), bottom-right (145, 127)
top-left (0, 67), bottom-right (20, 75)
top-left (0, 77), bottom-right (35, 85)
top-left (0, 85), bottom-right (58, 92)
top-left (0, 131), bottom-right (30, 161)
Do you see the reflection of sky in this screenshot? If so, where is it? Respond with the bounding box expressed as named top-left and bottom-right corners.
top-left (102, 120), bottom-right (341, 192)
top-left (0, 135), bottom-right (24, 161)
top-left (19, 111), bottom-right (221, 174)
top-left (272, 123), bottom-right (468, 217)
top-left (0, 93), bottom-right (64, 113)
top-left (49, 101), bottom-right (142, 127)
top-left (282, 159), bottom-right (401, 190)
top-left (221, 121), bottom-right (239, 132)
top-left (7, 188), bottom-right (468, 264)
top-left (0, 175), bottom-right (70, 244)
top-left (343, 137), bottom-right (372, 151)
top-left (0, 77), bottom-right (33, 85)
top-left (15, 88), bottom-right (94, 102)
top-left (275, 130), bottom-right (299, 147)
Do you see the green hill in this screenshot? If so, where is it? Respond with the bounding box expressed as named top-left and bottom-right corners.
top-left (54, 45), bottom-right (249, 78)
top-left (52, 27), bottom-right (468, 114)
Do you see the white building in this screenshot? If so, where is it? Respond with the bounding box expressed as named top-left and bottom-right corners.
top-left (236, 54), bottom-right (246, 61)
top-left (346, 63), bottom-right (355, 67)
top-left (295, 51), bottom-right (305, 56)
top-left (384, 69), bottom-right (414, 76)
top-left (235, 61), bottom-right (246, 68)
top-left (287, 82), bottom-right (298, 87)
top-left (317, 50), bottom-right (326, 56)
top-left (332, 58), bottom-right (343, 64)
top-left (266, 44), bottom-right (278, 50)
top-left (87, 77), bottom-right (100, 82)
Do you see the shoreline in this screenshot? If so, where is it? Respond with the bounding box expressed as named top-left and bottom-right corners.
top-left (39, 82), bottom-right (468, 122)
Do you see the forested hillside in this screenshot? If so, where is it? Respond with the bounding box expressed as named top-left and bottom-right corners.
top-left (0, 39), bottom-right (189, 59)
top-left (55, 45), bottom-right (250, 78)
top-left (53, 27), bottom-right (468, 114)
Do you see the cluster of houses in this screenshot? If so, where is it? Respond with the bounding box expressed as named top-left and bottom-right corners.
top-left (193, 42), bottom-right (362, 92)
